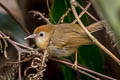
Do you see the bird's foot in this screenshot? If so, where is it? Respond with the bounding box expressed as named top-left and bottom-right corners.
top-left (72, 60), bottom-right (78, 70)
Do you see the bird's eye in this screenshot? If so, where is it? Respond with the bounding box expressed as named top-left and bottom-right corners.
top-left (39, 32), bottom-right (45, 37)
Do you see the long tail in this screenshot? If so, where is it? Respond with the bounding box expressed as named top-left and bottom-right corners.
top-left (87, 20), bottom-right (105, 33)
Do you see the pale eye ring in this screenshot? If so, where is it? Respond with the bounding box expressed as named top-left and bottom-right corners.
top-left (39, 32), bottom-right (45, 37)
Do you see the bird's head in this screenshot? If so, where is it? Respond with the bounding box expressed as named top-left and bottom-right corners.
top-left (24, 25), bottom-right (54, 50)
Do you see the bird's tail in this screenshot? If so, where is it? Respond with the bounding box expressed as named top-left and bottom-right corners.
top-left (87, 21), bottom-right (105, 33)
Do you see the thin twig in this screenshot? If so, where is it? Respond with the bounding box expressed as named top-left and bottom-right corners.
top-left (3, 38), bottom-right (9, 59)
top-left (51, 58), bottom-right (116, 80)
top-left (57, 8), bottom-right (71, 24)
top-left (12, 41), bottom-right (33, 50)
top-left (18, 51), bottom-right (21, 80)
top-left (46, 0), bottom-right (50, 13)
top-left (0, 36), bottom-right (9, 39)
top-left (0, 2), bottom-right (31, 35)
top-left (29, 11), bottom-right (51, 24)
top-left (72, 2), bottom-right (92, 24)
top-left (77, 1), bottom-right (98, 22)
top-left (7, 56), bottom-right (34, 64)
top-left (46, 0), bottom-right (57, 23)
top-left (77, 2), bottom-right (98, 21)
top-left (70, 0), bottom-right (120, 65)
top-left (78, 70), bottom-right (101, 80)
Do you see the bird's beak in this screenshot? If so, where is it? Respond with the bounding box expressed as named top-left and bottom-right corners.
top-left (24, 34), bottom-right (36, 40)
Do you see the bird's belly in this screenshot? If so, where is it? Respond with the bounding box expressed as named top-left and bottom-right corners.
top-left (47, 44), bottom-right (75, 57)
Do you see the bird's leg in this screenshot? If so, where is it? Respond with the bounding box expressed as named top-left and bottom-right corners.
top-left (42, 50), bottom-right (49, 67)
top-left (72, 49), bottom-right (78, 70)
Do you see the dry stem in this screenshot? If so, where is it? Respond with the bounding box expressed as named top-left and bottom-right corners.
top-left (29, 11), bottom-right (51, 24)
top-left (72, 2), bottom-right (98, 24)
top-left (58, 8), bottom-right (71, 24)
top-left (51, 58), bottom-right (116, 80)
top-left (76, 2), bottom-right (98, 21)
top-left (72, 2), bottom-right (91, 24)
top-left (78, 69), bottom-right (101, 80)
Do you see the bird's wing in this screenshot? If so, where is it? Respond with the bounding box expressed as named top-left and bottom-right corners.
top-left (51, 24), bottom-right (92, 48)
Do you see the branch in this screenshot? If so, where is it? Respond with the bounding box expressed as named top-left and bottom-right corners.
top-left (29, 11), bottom-right (51, 24)
top-left (51, 58), bottom-right (116, 80)
top-left (77, 69), bottom-right (101, 80)
top-left (57, 8), bottom-right (71, 24)
top-left (72, 2), bottom-right (98, 24)
top-left (72, 2), bottom-right (91, 24)
top-left (76, 2), bottom-right (98, 21)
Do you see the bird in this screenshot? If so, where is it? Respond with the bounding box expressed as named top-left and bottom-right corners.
top-left (24, 23), bottom-right (104, 57)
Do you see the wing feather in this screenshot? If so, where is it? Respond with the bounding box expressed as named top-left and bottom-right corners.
top-left (51, 24), bottom-right (92, 48)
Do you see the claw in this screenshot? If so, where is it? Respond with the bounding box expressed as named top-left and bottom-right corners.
top-left (72, 61), bottom-right (78, 70)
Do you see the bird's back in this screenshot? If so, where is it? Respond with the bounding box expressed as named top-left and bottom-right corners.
top-left (51, 23), bottom-right (92, 47)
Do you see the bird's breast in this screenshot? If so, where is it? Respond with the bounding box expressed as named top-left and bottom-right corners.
top-left (35, 37), bottom-right (49, 50)
top-left (47, 43), bottom-right (76, 57)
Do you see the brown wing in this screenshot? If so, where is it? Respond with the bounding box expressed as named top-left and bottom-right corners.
top-left (51, 23), bottom-right (92, 49)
